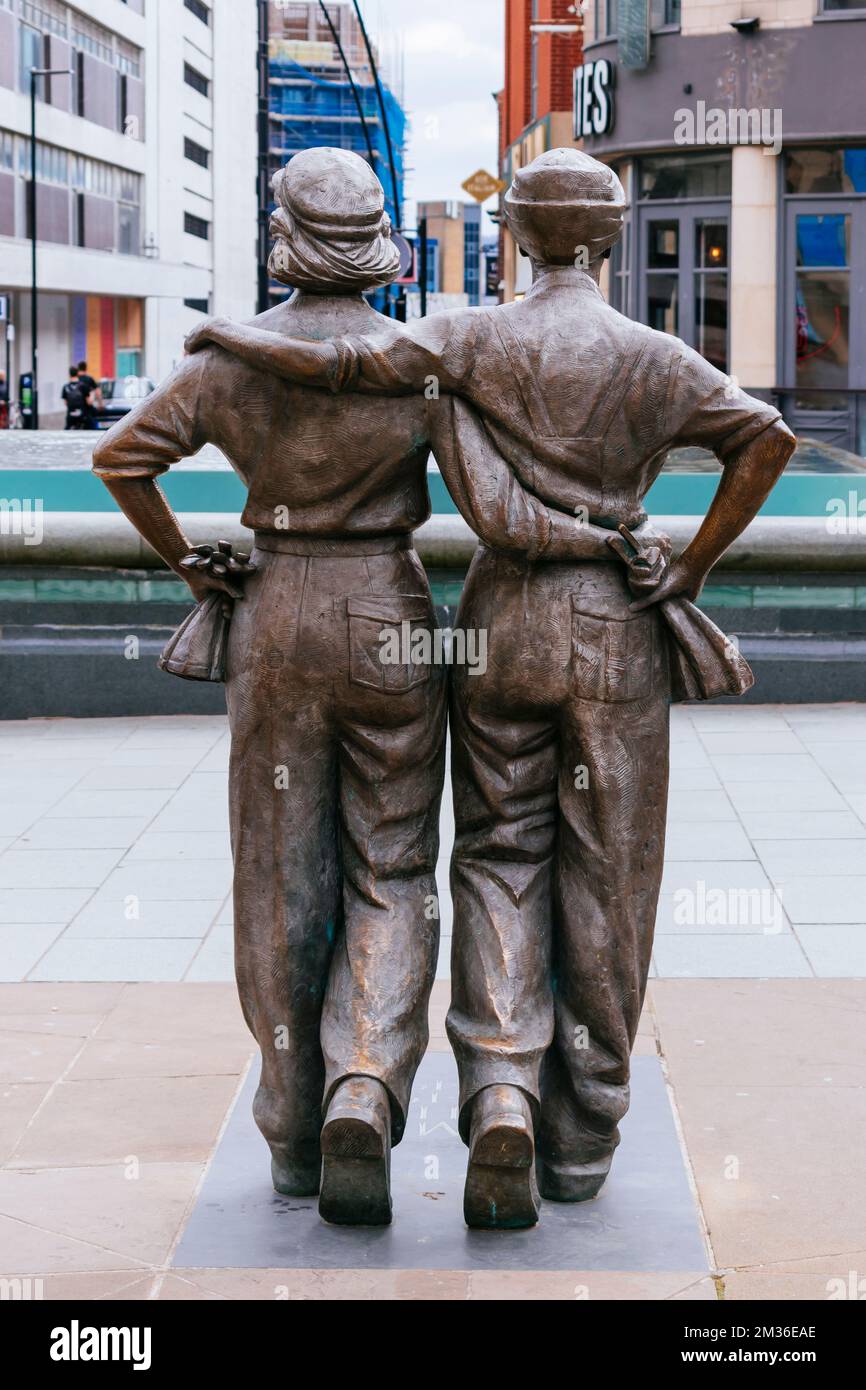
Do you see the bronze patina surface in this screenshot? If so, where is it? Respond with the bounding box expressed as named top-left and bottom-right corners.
top-left (97, 146), bottom-right (794, 1233)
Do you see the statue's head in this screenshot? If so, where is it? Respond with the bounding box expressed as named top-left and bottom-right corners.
top-left (504, 148), bottom-right (625, 268)
top-left (269, 147), bottom-right (401, 294)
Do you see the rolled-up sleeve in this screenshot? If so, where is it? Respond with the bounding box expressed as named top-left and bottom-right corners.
top-left (663, 343), bottom-right (782, 460)
top-left (92, 354), bottom-right (207, 481)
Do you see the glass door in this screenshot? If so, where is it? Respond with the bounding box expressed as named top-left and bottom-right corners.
top-left (783, 200), bottom-right (865, 450)
top-left (639, 203), bottom-right (730, 372)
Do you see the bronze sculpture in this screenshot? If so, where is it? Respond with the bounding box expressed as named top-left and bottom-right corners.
top-left (92, 147), bottom-right (633, 1229)
top-left (182, 148), bottom-right (795, 1231)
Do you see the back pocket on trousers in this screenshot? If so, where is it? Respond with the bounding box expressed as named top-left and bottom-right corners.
top-left (347, 594), bottom-right (434, 693)
top-left (571, 596), bottom-right (657, 703)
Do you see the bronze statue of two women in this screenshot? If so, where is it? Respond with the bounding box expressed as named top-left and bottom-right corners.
top-left (94, 145), bottom-right (794, 1231)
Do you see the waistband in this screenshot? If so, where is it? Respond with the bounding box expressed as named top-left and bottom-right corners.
top-left (253, 532), bottom-right (412, 557)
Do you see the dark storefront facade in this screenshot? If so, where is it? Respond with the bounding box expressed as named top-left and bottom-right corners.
top-left (577, 5), bottom-right (866, 454)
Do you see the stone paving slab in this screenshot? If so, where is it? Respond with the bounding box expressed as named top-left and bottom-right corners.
top-left (3, 707), bottom-right (866, 981)
top-left (1, 980), bottom-right (862, 1301)
top-left (173, 1053), bottom-right (709, 1274)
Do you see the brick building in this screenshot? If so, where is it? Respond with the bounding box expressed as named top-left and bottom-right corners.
top-left (498, 1), bottom-right (582, 300)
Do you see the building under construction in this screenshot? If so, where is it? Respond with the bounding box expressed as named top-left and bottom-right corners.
top-left (266, 0), bottom-right (406, 295)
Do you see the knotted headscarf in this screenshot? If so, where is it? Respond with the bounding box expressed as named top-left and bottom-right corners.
top-left (269, 147), bottom-right (401, 293)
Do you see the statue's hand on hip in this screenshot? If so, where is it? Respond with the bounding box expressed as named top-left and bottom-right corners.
top-left (627, 555), bottom-right (705, 612)
top-left (179, 543), bottom-right (257, 616)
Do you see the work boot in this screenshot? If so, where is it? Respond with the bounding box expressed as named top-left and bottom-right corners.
top-left (536, 1151), bottom-right (613, 1203)
top-left (464, 1084), bottom-right (540, 1230)
top-left (319, 1076), bottom-right (392, 1226)
top-left (269, 1146), bottom-right (320, 1199)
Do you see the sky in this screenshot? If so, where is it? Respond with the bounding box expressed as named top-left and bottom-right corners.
top-left (369, 0), bottom-right (506, 234)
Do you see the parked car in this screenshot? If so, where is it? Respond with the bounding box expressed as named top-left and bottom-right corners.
top-left (94, 376), bottom-right (156, 428)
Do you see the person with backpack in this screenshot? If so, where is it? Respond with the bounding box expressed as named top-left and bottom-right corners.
top-left (61, 366), bottom-right (89, 429)
top-left (77, 361), bottom-right (101, 429)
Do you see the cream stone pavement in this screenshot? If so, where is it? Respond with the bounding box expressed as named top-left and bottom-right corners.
top-left (2, 706), bottom-right (866, 984)
top-left (1, 708), bottom-right (865, 1300)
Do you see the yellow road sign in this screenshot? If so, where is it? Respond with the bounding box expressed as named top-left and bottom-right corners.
top-left (461, 169), bottom-right (507, 204)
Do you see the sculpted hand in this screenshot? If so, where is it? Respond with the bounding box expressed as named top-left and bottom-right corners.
top-left (179, 543), bottom-right (257, 616)
top-left (184, 317), bottom-right (235, 356)
top-left (606, 525), bottom-right (672, 599)
top-left (627, 555), bottom-right (705, 612)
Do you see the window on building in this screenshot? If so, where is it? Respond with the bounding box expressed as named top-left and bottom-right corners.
top-left (118, 73), bottom-right (128, 133)
top-left (274, 4), bottom-right (312, 42)
top-left (785, 147), bottom-right (866, 195)
top-left (118, 201), bottom-right (141, 255)
top-left (72, 17), bottom-right (114, 65)
top-left (184, 137), bottom-right (210, 169)
top-left (184, 62), bottom-right (209, 97)
top-left (74, 49), bottom-right (84, 116)
top-left (18, 23), bottom-right (43, 95)
top-left (820, 0), bottom-right (866, 8)
top-left (184, 297), bottom-right (210, 313)
top-left (594, 0), bottom-right (618, 39)
top-left (21, 1), bottom-right (67, 40)
top-left (464, 215), bottom-right (481, 306)
top-left (184, 0), bottom-right (210, 22)
top-left (794, 212), bottom-right (850, 404)
top-left (184, 211), bottom-right (210, 239)
top-left (651, 0), bottom-right (681, 27)
top-left (639, 153), bottom-right (731, 201)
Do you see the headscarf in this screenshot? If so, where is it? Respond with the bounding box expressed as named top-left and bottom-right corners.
top-left (269, 147), bottom-right (400, 293)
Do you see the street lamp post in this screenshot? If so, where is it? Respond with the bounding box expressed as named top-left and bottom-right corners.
top-left (29, 66), bottom-right (73, 430)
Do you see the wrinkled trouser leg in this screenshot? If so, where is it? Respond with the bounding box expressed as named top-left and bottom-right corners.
top-left (321, 644), bottom-right (447, 1144)
top-left (229, 706), bottom-right (339, 1181)
top-left (227, 555), bottom-right (340, 1183)
top-left (446, 551), bottom-right (670, 1175)
top-left (446, 683), bottom-right (558, 1142)
top-left (537, 694), bottom-right (670, 1194)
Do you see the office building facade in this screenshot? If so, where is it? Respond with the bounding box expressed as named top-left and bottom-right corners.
top-left (0, 0), bottom-right (257, 423)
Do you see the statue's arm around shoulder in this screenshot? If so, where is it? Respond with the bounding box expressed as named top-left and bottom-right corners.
top-left (429, 397), bottom-right (613, 562)
top-left (183, 310), bottom-right (473, 397)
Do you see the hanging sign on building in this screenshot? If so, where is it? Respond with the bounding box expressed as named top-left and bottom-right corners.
top-left (573, 59), bottom-right (616, 140)
top-left (461, 169), bottom-right (507, 204)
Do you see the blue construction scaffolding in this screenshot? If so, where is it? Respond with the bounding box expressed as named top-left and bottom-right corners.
top-left (268, 52), bottom-right (406, 242)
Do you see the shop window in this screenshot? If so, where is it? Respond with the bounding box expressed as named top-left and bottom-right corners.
top-left (785, 147), bottom-right (866, 195)
top-left (820, 0), bottom-right (866, 9)
top-left (639, 153), bottom-right (731, 201)
top-left (795, 213), bottom-right (850, 408)
top-left (694, 220), bottom-right (728, 372)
